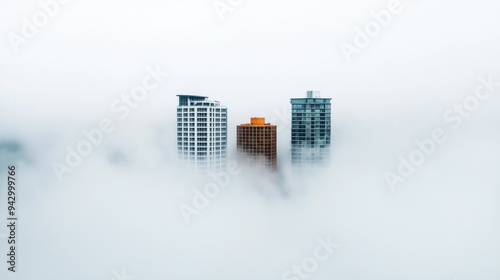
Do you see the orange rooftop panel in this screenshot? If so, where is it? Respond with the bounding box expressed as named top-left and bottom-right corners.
top-left (250, 117), bottom-right (266, 125)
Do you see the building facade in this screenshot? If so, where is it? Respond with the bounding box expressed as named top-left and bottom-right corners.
top-left (291, 91), bottom-right (332, 167)
top-left (177, 95), bottom-right (227, 174)
top-left (237, 118), bottom-right (277, 172)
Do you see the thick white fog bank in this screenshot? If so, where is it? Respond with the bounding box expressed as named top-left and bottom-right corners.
top-left (0, 104), bottom-right (499, 280)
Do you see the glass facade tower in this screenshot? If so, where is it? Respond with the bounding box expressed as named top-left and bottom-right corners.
top-left (290, 91), bottom-right (332, 167)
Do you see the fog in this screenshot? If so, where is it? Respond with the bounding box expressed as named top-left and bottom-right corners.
top-left (1, 0), bottom-right (500, 279)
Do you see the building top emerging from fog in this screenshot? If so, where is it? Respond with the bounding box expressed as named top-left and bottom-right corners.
top-left (237, 118), bottom-right (277, 172)
top-left (177, 95), bottom-right (227, 175)
top-left (291, 91), bottom-right (332, 167)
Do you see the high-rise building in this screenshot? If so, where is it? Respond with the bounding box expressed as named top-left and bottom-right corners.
top-left (237, 118), bottom-right (277, 172)
top-left (291, 91), bottom-right (332, 167)
top-left (177, 95), bottom-right (227, 174)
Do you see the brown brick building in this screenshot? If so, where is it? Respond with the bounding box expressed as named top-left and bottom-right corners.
top-left (237, 118), bottom-right (277, 172)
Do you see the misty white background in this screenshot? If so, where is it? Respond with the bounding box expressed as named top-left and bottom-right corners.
top-left (1, 0), bottom-right (500, 279)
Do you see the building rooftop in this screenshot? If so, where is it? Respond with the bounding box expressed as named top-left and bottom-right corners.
top-left (177, 95), bottom-right (225, 107)
top-left (238, 117), bottom-right (276, 127)
top-left (291, 90), bottom-right (331, 100)
top-left (290, 97), bottom-right (332, 100)
top-left (176, 95), bottom-right (208, 99)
